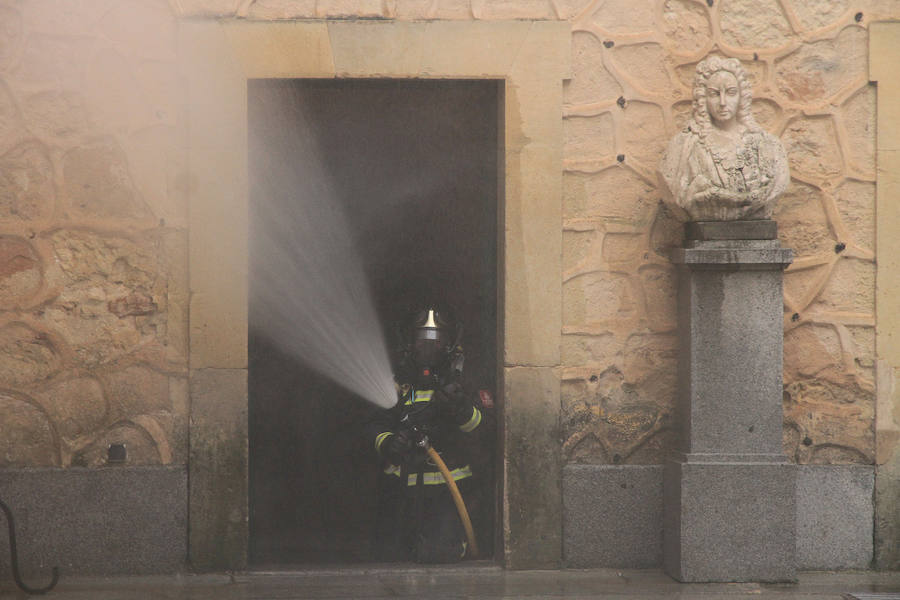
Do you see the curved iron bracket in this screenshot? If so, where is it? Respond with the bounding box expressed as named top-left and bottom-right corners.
top-left (0, 498), bottom-right (59, 595)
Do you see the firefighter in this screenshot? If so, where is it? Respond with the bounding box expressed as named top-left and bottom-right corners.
top-left (366, 306), bottom-right (491, 563)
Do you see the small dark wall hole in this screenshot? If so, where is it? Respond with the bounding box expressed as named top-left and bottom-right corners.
top-left (248, 79), bottom-right (501, 565)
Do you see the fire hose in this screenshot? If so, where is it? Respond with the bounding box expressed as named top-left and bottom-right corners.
top-left (418, 439), bottom-right (480, 559)
top-left (0, 498), bottom-right (59, 595)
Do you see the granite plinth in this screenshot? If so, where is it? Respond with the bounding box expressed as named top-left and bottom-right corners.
top-left (664, 459), bottom-right (797, 582)
top-left (0, 467), bottom-right (186, 577)
top-left (563, 465), bottom-right (663, 568)
top-left (665, 230), bottom-right (796, 582)
top-left (797, 465), bottom-right (874, 570)
top-left (559, 464), bottom-right (872, 571)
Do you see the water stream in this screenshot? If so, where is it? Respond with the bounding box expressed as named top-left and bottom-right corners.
top-left (248, 84), bottom-right (397, 409)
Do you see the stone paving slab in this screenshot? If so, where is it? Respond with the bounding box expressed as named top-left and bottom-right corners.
top-left (1, 569), bottom-right (899, 600)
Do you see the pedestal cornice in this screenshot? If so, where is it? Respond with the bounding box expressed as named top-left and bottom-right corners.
top-left (671, 245), bottom-right (793, 269)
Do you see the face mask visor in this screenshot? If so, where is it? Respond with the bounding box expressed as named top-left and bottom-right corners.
top-left (411, 309), bottom-right (448, 368)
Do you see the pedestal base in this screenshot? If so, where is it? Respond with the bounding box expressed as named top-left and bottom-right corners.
top-left (664, 459), bottom-right (797, 582)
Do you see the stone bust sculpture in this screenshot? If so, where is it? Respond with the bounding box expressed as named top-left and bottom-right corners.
top-left (659, 56), bottom-right (789, 221)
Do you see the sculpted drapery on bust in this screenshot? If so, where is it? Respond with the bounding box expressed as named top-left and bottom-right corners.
top-left (659, 56), bottom-right (789, 222)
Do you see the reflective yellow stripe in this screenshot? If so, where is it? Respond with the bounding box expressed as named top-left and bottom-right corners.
top-left (375, 431), bottom-right (392, 453)
top-left (459, 407), bottom-right (482, 433)
top-left (404, 390), bottom-right (434, 406)
top-left (406, 465), bottom-right (473, 486)
top-left (383, 464), bottom-right (474, 485)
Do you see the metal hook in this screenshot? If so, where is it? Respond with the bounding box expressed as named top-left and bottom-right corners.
top-left (0, 498), bottom-right (59, 595)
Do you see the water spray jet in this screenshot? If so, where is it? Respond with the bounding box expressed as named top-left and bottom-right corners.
top-left (249, 82), bottom-right (397, 409)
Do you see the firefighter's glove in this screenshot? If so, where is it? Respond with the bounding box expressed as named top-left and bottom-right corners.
top-left (436, 383), bottom-right (473, 425)
top-left (383, 430), bottom-right (414, 465)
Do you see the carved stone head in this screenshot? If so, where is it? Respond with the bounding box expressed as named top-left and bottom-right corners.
top-left (692, 56), bottom-right (757, 136)
top-left (658, 57), bottom-right (789, 222)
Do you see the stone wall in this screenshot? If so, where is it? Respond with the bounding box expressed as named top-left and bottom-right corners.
top-left (1, 0), bottom-right (896, 476)
top-left (0, 0), bottom-right (187, 468)
top-left (553, 0), bottom-right (896, 468)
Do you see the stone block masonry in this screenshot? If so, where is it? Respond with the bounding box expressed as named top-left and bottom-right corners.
top-left (0, 0), bottom-right (888, 474)
top-left (556, 0), bottom-right (885, 471)
top-left (563, 464), bottom-right (874, 572)
top-left (0, 0), bottom-right (188, 475)
top-left (0, 0), bottom-right (897, 574)
top-left (664, 461), bottom-right (796, 582)
top-left (563, 464), bottom-right (663, 568)
top-left (797, 465), bottom-right (874, 570)
top-left (0, 467), bottom-right (186, 577)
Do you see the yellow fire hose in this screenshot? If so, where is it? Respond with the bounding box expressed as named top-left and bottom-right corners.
top-left (424, 445), bottom-right (480, 559)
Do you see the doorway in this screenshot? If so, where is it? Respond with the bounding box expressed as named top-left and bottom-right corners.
top-left (247, 79), bottom-right (501, 565)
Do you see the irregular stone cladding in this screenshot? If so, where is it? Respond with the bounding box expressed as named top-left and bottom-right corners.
top-left (2, 0), bottom-right (898, 468)
top-left (0, 0), bottom-right (188, 468)
top-left (556, 0), bottom-right (894, 467)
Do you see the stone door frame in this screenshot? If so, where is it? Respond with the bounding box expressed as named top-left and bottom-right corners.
top-left (180, 20), bottom-right (569, 570)
top-left (870, 21), bottom-right (900, 568)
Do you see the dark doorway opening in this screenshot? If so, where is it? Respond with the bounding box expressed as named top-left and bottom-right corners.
top-left (248, 79), bottom-right (501, 565)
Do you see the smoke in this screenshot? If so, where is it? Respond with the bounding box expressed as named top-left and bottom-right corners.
top-left (248, 83), bottom-right (397, 409)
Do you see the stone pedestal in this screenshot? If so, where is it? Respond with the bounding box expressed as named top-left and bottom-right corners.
top-left (664, 220), bottom-right (796, 582)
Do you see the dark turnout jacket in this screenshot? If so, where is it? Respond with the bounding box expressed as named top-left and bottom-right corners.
top-left (365, 383), bottom-right (491, 495)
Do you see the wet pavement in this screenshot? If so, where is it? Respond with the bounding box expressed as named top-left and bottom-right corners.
top-left (3, 567), bottom-right (900, 600)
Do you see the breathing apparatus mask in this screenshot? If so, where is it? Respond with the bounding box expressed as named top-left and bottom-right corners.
top-left (412, 308), bottom-right (450, 371)
top-left (392, 307), bottom-right (467, 435)
top-left (396, 306), bottom-right (463, 389)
